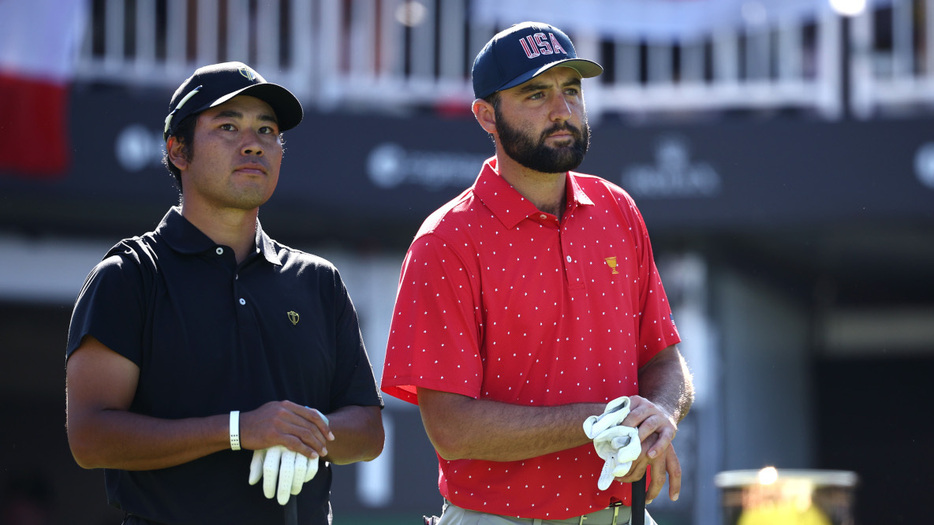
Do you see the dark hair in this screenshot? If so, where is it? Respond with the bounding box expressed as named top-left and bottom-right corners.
top-left (162, 115), bottom-right (197, 192)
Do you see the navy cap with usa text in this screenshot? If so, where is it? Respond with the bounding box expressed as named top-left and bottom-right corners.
top-left (471, 21), bottom-right (603, 100)
top-left (164, 61), bottom-right (303, 141)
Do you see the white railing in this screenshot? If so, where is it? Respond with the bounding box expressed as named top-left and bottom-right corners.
top-left (849, 0), bottom-right (934, 118)
top-left (74, 0), bottom-right (934, 120)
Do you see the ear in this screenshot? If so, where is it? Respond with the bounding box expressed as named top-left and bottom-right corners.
top-left (472, 99), bottom-right (497, 136)
top-left (165, 136), bottom-right (189, 171)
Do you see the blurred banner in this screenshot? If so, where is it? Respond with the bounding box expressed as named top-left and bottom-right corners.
top-left (0, 0), bottom-right (88, 177)
top-left (1, 85), bottom-right (932, 239)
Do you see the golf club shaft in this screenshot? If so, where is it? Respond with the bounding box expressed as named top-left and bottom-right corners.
top-left (631, 473), bottom-right (646, 525)
top-left (285, 498), bottom-right (298, 525)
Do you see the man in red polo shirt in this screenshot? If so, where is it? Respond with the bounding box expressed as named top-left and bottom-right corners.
top-left (381, 22), bottom-right (694, 525)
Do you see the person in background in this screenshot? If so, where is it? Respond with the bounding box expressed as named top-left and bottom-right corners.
top-left (65, 61), bottom-right (384, 525)
top-left (380, 22), bottom-right (693, 525)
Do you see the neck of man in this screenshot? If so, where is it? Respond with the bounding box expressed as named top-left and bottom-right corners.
top-left (181, 203), bottom-right (259, 264)
top-left (496, 153), bottom-right (568, 221)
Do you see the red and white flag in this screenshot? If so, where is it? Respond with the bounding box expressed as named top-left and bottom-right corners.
top-left (0, 0), bottom-right (88, 178)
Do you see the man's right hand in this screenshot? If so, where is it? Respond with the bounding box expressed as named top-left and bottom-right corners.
top-left (239, 402), bottom-right (333, 460)
top-left (243, 404), bottom-right (331, 504)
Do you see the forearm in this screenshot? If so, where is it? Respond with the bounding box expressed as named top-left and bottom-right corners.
top-left (418, 388), bottom-right (603, 461)
top-left (66, 338), bottom-right (234, 471)
top-left (638, 345), bottom-right (694, 423)
top-left (68, 409), bottom-right (230, 471)
top-left (322, 405), bottom-right (384, 464)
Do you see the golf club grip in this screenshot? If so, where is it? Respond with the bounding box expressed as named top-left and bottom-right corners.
top-left (631, 473), bottom-right (646, 525)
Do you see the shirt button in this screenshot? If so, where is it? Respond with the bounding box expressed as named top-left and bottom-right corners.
top-left (239, 298), bottom-right (246, 305)
top-left (215, 247), bottom-right (224, 255)
top-left (539, 214), bottom-right (547, 220)
top-left (566, 256), bottom-right (572, 262)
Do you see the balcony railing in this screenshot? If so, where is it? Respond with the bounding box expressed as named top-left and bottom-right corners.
top-left (75, 0), bottom-right (934, 120)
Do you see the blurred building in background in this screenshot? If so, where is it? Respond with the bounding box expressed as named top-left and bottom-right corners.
top-left (1, 1), bottom-right (932, 524)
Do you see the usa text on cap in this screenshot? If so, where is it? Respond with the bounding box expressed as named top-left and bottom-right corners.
top-left (472, 22), bottom-right (603, 100)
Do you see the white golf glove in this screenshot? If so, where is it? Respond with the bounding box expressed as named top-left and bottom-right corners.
top-left (248, 446), bottom-right (318, 505)
top-left (583, 396), bottom-right (642, 491)
top-left (247, 409), bottom-right (328, 505)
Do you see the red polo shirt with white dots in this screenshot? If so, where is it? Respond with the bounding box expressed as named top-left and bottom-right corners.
top-left (381, 157), bottom-right (680, 520)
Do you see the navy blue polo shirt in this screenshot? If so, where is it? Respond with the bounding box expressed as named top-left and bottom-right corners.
top-left (66, 206), bottom-right (383, 525)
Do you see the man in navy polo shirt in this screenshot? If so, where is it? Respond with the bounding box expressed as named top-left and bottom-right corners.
top-left (65, 62), bottom-right (384, 525)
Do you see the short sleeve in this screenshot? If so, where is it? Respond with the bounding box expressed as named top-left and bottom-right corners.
top-left (380, 233), bottom-right (483, 405)
top-left (65, 248), bottom-right (148, 365)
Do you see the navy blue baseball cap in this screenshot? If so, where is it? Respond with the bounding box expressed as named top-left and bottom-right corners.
top-left (472, 22), bottom-right (603, 99)
top-left (164, 61), bottom-right (303, 141)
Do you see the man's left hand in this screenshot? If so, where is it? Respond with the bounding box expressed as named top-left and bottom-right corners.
top-left (616, 395), bottom-right (683, 502)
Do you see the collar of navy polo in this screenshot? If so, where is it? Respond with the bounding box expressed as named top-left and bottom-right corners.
top-left (155, 206), bottom-right (282, 266)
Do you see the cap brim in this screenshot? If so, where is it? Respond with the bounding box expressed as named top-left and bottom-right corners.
top-left (201, 83), bottom-right (304, 132)
top-left (495, 58), bottom-right (604, 96)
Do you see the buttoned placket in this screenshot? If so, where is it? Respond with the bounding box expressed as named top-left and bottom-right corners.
top-left (227, 249), bottom-right (265, 357)
top-left (557, 210), bottom-right (585, 292)
top-left (215, 245), bottom-right (248, 308)
top-left (535, 211), bottom-right (577, 291)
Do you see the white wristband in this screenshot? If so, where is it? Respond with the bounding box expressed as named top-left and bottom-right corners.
top-left (229, 410), bottom-right (241, 451)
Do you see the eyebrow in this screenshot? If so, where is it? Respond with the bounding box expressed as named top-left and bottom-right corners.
top-left (211, 109), bottom-right (279, 124)
top-left (516, 77), bottom-right (582, 94)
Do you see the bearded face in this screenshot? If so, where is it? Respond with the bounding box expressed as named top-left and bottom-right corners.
top-left (494, 102), bottom-right (591, 174)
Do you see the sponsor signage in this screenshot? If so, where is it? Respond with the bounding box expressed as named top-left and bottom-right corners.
top-left (1, 87), bottom-right (932, 238)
